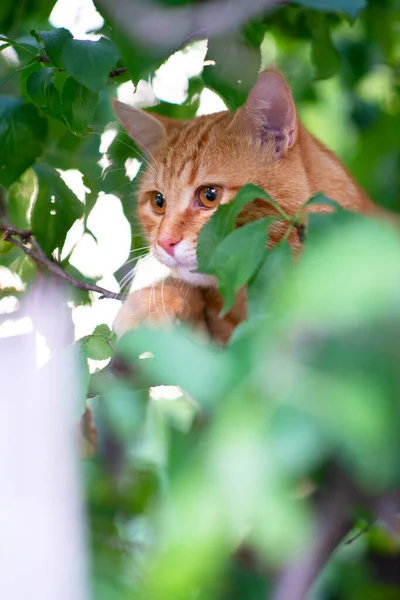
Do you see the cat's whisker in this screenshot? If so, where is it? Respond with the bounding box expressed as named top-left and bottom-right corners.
top-left (103, 131), bottom-right (158, 178)
top-left (128, 246), bottom-right (150, 255)
top-left (119, 258), bottom-right (146, 288)
top-left (118, 254), bottom-right (152, 293)
top-left (102, 166), bottom-right (127, 176)
top-left (138, 152), bottom-right (157, 178)
top-left (120, 254), bottom-right (153, 286)
top-left (152, 282), bottom-right (160, 316)
top-left (147, 282), bottom-right (154, 319)
top-left (161, 278), bottom-right (172, 325)
top-left (121, 256), bottom-right (149, 268)
top-left (119, 271), bottom-right (135, 294)
top-left (122, 252), bottom-right (149, 265)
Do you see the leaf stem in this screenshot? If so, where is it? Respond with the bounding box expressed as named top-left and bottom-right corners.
top-left (0, 36), bottom-right (37, 56)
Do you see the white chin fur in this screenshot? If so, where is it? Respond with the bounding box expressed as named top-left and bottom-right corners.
top-left (154, 246), bottom-right (217, 287)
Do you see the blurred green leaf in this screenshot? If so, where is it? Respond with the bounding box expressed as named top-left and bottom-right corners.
top-left (0, 0), bottom-right (55, 31)
top-left (293, 0), bottom-right (366, 18)
top-left (0, 240), bottom-right (14, 256)
top-left (276, 214), bottom-right (400, 329)
top-left (116, 326), bottom-right (233, 406)
top-left (0, 96), bottom-right (48, 187)
top-left (309, 14), bottom-right (341, 80)
top-left (203, 33), bottom-right (260, 110)
top-left (101, 384), bottom-right (144, 441)
top-left (247, 242), bottom-right (293, 321)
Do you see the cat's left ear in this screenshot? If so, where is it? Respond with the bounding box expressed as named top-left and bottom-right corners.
top-left (113, 99), bottom-right (184, 155)
top-left (235, 68), bottom-right (298, 159)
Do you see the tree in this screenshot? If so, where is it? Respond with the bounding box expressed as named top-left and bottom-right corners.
top-left (1, 0), bottom-right (400, 598)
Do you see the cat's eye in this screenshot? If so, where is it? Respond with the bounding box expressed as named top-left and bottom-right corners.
top-left (150, 192), bottom-right (166, 215)
top-left (197, 185), bottom-right (223, 208)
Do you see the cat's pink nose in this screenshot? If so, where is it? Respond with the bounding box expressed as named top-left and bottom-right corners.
top-left (157, 237), bottom-right (181, 257)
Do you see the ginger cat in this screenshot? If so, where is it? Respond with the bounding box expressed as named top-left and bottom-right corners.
top-left (112, 68), bottom-right (377, 344)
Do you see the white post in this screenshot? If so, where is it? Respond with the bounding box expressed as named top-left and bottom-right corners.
top-left (0, 283), bottom-right (89, 600)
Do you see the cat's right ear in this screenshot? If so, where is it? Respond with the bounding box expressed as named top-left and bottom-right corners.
top-left (113, 99), bottom-right (167, 154)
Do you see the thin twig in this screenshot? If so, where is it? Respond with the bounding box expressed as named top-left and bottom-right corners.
top-left (0, 191), bottom-right (125, 302)
top-left (271, 473), bottom-right (357, 600)
top-left (109, 67), bottom-right (128, 78)
top-left (4, 233), bottom-right (125, 300)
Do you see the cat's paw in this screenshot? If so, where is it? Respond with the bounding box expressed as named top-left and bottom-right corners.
top-left (113, 281), bottom-right (206, 338)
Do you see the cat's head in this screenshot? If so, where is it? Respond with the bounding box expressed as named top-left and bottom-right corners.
top-left (113, 68), bottom-right (309, 285)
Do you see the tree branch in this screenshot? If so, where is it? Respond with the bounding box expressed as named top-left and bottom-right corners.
top-left (0, 191), bottom-right (126, 302)
top-left (271, 473), bottom-right (357, 600)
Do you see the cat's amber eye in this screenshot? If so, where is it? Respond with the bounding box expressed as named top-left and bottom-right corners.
top-left (197, 185), bottom-right (223, 208)
top-left (150, 192), bottom-right (166, 215)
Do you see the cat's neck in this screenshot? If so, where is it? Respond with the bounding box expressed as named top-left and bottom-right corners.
top-left (298, 123), bottom-right (377, 214)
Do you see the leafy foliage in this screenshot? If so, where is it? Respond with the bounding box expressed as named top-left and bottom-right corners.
top-left (1, 0), bottom-right (400, 599)
top-left (61, 38), bottom-right (119, 92)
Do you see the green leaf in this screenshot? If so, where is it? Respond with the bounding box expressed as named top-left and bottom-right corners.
top-left (0, 35), bottom-right (37, 57)
top-left (116, 326), bottom-right (232, 406)
top-left (14, 35), bottom-right (39, 55)
top-left (0, 97), bottom-right (48, 187)
top-left (63, 264), bottom-right (95, 305)
top-left (6, 168), bottom-right (36, 229)
top-left (61, 37), bottom-right (119, 92)
top-left (31, 164), bottom-right (84, 255)
top-left (83, 340), bottom-right (109, 360)
top-left (203, 33), bottom-right (260, 110)
top-left (0, 240), bottom-right (14, 256)
top-left (61, 77), bottom-right (99, 135)
top-left (247, 242), bottom-right (293, 321)
top-left (34, 28), bottom-right (73, 68)
top-left (197, 183), bottom-right (288, 274)
top-left (101, 385), bottom-right (144, 441)
top-left (293, 0), bottom-right (366, 18)
top-left (88, 325), bottom-right (115, 360)
top-left (207, 218), bottom-right (270, 314)
top-left (26, 68), bottom-right (54, 107)
top-left (0, 0), bottom-right (55, 32)
top-left (45, 80), bottom-right (63, 121)
top-left (106, 22), bottom-right (167, 85)
top-left (279, 214), bottom-right (400, 329)
top-left (310, 15), bottom-right (341, 80)
top-left (301, 192), bottom-right (342, 212)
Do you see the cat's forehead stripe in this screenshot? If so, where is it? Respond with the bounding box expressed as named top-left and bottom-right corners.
top-left (163, 113), bottom-right (228, 187)
top-left (163, 119), bottom-right (199, 173)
